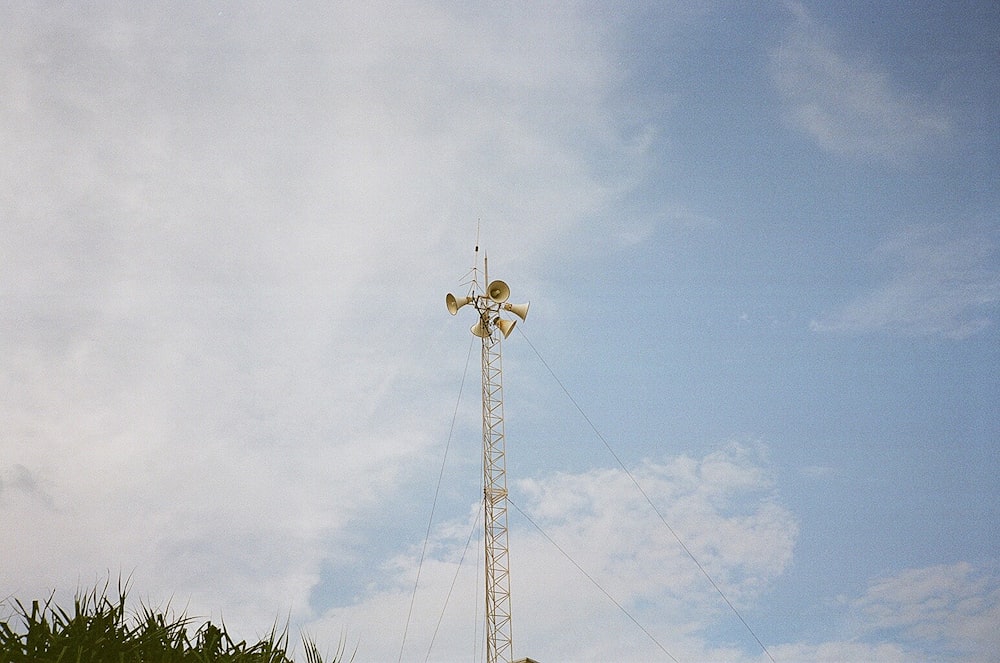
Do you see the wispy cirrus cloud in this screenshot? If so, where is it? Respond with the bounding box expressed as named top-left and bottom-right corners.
top-left (853, 561), bottom-right (1000, 660)
top-left (811, 225), bottom-right (1000, 339)
top-left (771, 2), bottom-right (949, 164)
top-left (742, 560), bottom-right (1000, 663)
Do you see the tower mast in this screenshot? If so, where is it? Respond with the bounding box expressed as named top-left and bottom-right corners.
top-left (480, 300), bottom-right (513, 663)
top-left (446, 253), bottom-right (529, 663)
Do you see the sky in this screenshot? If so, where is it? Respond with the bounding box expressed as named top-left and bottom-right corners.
top-left (2, 1), bottom-right (999, 661)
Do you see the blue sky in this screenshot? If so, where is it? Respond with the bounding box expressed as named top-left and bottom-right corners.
top-left (2, 2), bottom-right (998, 661)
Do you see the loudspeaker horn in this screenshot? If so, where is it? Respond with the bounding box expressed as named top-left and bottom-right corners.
top-left (496, 317), bottom-right (517, 338)
top-left (503, 301), bottom-right (529, 322)
top-left (471, 320), bottom-right (489, 338)
top-left (486, 280), bottom-right (510, 303)
top-left (446, 293), bottom-right (473, 315)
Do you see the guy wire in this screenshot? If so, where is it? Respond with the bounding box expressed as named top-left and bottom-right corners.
top-left (397, 335), bottom-right (476, 663)
top-left (516, 327), bottom-right (776, 663)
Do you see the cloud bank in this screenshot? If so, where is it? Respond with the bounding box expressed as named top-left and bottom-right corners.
top-left (0, 0), bottom-right (646, 633)
top-left (308, 444), bottom-right (798, 662)
top-left (301, 444), bottom-right (1000, 662)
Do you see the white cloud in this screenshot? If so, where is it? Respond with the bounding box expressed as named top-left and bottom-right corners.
top-left (771, 1), bottom-right (949, 164)
top-left (761, 640), bottom-right (912, 663)
top-left (853, 561), bottom-right (1000, 660)
top-left (757, 561), bottom-right (1000, 663)
top-left (306, 441), bottom-right (1000, 662)
top-left (811, 225), bottom-right (1000, 339)
top-left (313, 444), bottom-right (798, 662)
top-left (0, 0), bottom-right (651, 637)
top-left (724, 560), bottom-right (1000, 663)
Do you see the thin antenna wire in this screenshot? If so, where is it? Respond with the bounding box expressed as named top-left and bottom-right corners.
top-left (424, 506), bottom-right (482, 662)
top-left (517, 328), bottom-right (777, 663)
top-left (397, 336), bottom-right (476, 663)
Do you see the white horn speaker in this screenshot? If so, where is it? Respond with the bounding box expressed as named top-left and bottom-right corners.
top-left (471, 320), bottom-right (489, 338)
top-left (496, 317), bottom-right (517, 338)
top-left (446, 293), bottom-right (473, 315)
top-left (486, 280), bottom-right (510, 303)
top-left (503, 301), bottom-right (529, 322)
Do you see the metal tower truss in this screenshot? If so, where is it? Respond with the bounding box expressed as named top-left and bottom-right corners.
top-left (480, 326), bottom-right (512, 663)
top-left (446, 255), bottom-right (529, 663)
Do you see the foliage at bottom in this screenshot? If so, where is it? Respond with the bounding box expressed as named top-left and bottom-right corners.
top-left (0, 582), bottom-right (344, 663)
